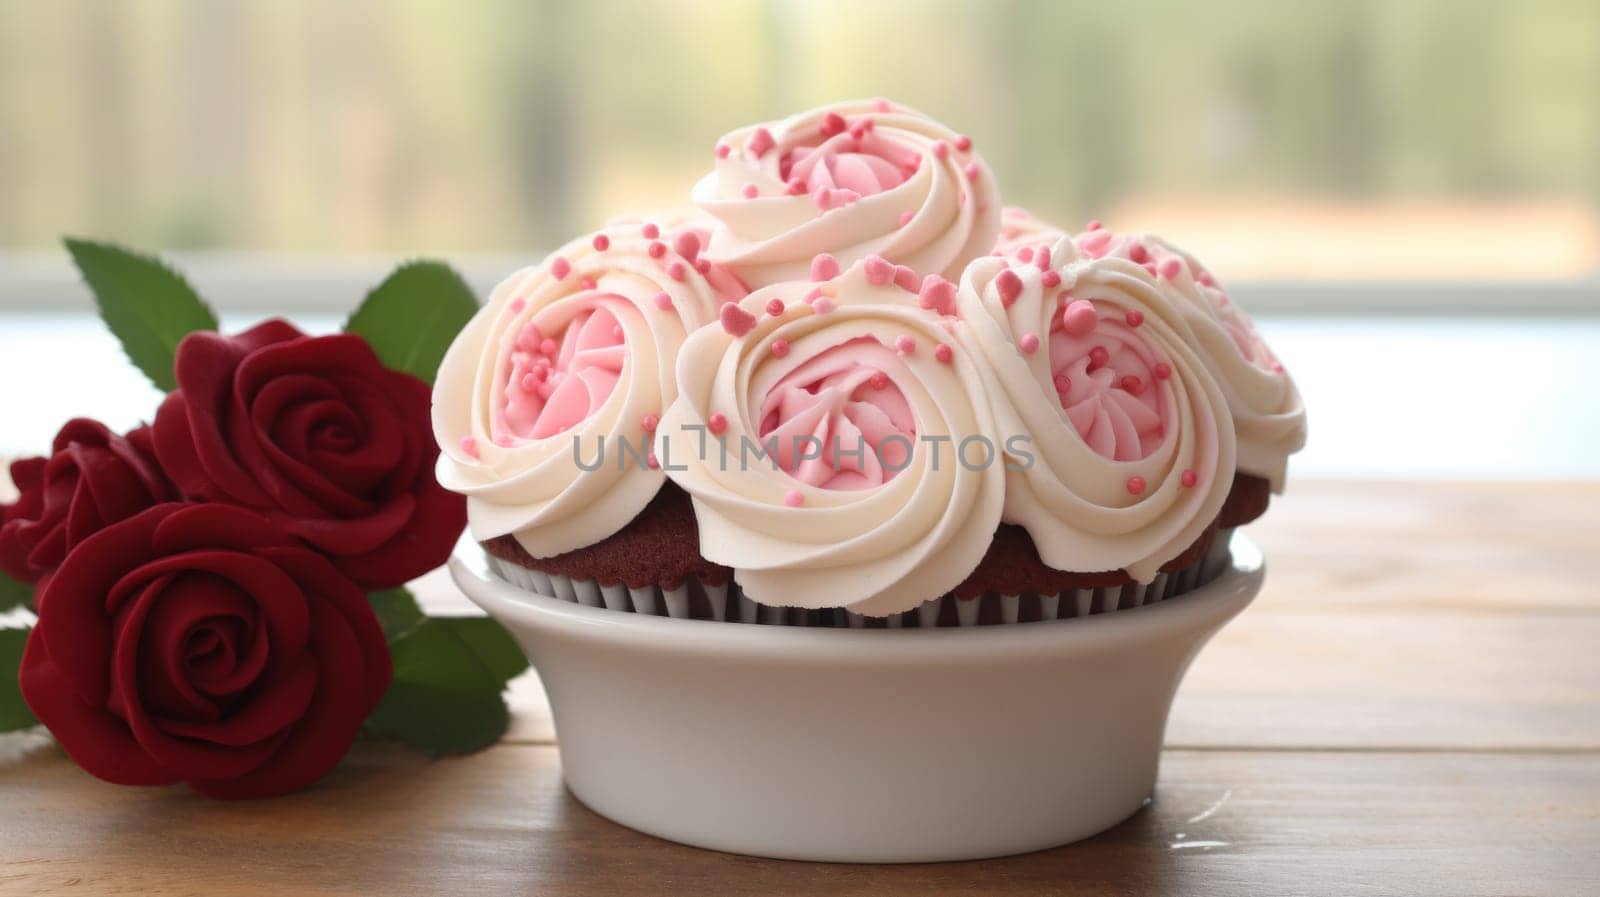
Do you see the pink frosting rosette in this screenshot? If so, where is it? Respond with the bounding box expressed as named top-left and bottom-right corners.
top-left (655, 255), bottom-right (1004, 616)
top-left (691, 99), bottom-right (1002, 289)
top-left (1069, 225), bottom-right (1307, 490)
top-left (956, 236), bottom-right (1237, 582)
top-left (433, 220), bottom-right (745, 557)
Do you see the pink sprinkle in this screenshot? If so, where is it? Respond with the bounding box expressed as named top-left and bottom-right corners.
top-left (654, 291), bottom-right (674, 310)
top-left (812, 297), bottom-right (836, 314)
top-left (1128, 242), bottom-right (1149, 264)
top-left (821, 111), bottom-right (847, 136)
top-left (695, 258), bottom-right (711, 275)
top-left (1153, 362), bottom-right (1172, 380)
top-left (1125, 310), bottom-right (1144, 327)
top-left (932, 141), bottom-right (949, 160)
top-left (766, 298), bottom-right (785, 317)
top-left (898, 210), bottom-right (915, 227)
top-left (742, 183), bottom-right (759, 199)
top-left (748, 127), bottom-right (775, 158)
top-left (580, 277), bottom-right (597, 291)
top-left (919, 275), bottom-right (956, 314)
top-left (1035, 245), bottom-right (1052, 271)
top-left (770, 338), bottom-right (790, 357)
top-left (873, 97), bottom-right (892, 112)
top-left (641, 413), bottom-right (659, 433)
top-left (870, 372), bottom-right (889, 390)
top-left (787, 178), bottom-right (807, 195)
top-left (893, 265), bottom-right (919, 292)
top-left (510, 298), bottom-right (526, 313)
top-left (1159, 258), bottom-right (1182, 279)
top-left (964, 162), bottom-right (980, 181)
top-left (1080, 229), bottom-right (1113, 258)
top-left (810, 253), bottom-right (840, 281)
top-left (1121, 374), bottom-right (1144, 394)
top-left (675, 231), bottom-right (701, 262)
top-left (707, 412), bottom-right (728, 435)
top-left (784, 489), bottom-right (805, 508)
top-left (805, 287), bottom-right (824, 303)
top-left (667, 261), bottom-right (687, 281)
top-left (1019, 333), bottom-right (1040, 354)
top-left (719, 303), bottom-right (757, 336)
top-left (1181, 469), bottom-right (1198, 488)
top-left (1053, 374), bottom-right (1071, 393)
top-left (1018, 246), bottom-right (1034, 263)
top-left (642, 222), bottom-right (660, 239)
top-left (1085, 219), bottom-right (1103, 231)
top-left (1198, 271), bottom-right (1216, 287)
top-left (1062, 299), bottom-right (1097, 337)
top-left (995, 269), bottom-right (1023, 307)
top-left (1088, 346), bottom-right (1110, 369)
top-left (1041, 270), bottom-right (1061, 288)
top-left (540, 337), bottom-right (558, 356)
top-left (551, 257), bottom-right (571, 279)
top-left (1273, 361), bottom-right (1286, 374)
top-left (934, 343), bottom-right (954, 363)
top-left (715, 143), bottom-right (731, 159)
top-left (493, 435), bottom-right (512, 448)
top-left (954, 134), bottom-right (972, 152)
top-left (648, 241), bottom-right (667, 259)
top-left (863, 254), bottom-right (895, 285)
top-left (592, 234), bottom-right (610, 251)
top-left (520, 373), bottom-right (539, 391)
top-left (1126, 476), bottom-right (1146, 496)
top-left (459, 436), bottom-right (479, 457)
top-left (647, 452), bottom-right (660, 470)
top-left (849, 118), bottom-right (871, 139)
top-left (894, 334), bottom-right (916, 355)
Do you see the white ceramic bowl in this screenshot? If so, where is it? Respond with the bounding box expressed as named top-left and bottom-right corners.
top-left (451, 537), bottom-right (1264, 863)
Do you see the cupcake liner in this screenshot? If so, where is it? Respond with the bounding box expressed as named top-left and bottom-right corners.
top-left (485, 529), bottom-right (1234, 629)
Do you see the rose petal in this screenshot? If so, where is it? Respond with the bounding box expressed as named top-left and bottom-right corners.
top-left (19, 629), bottom-right (178, 787)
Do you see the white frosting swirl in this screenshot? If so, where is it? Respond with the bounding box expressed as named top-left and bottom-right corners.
top-left (656, 260), bottom-right (1004, 616)
top-left (433, 222), bottom-right (741, 557)
top-left (995, 206), bottom-right (1069, 256)
top-left (956, 236), bottom-right (1236, 582)
top-left (692, 99), bottom-right (1001, 289)
top-left (1071, 226), bottom-right (1307, 490)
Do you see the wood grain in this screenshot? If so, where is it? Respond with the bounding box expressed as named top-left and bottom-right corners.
top-left (1, 479), bottom-right (1597, 895)
top-left (2, 742), bottom-right (1595, 897)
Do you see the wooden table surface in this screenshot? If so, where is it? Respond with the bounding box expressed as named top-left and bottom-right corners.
top-left (3, 479), bottom-right (1597, 896)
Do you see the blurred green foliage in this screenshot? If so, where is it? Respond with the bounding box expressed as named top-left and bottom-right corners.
top-left (0, 0), bottom-right (1595, 253)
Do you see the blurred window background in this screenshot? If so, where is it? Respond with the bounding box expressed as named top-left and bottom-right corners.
top-left (1, 0), bottom-right (1596, 476)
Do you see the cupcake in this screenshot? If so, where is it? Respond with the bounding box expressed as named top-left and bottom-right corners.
top-left (692, 99), bottom-right (1002, 289)
top-left (431, 219), bottom-right (746, 605)
top-left (440, 100), bottom-right (1307, 861)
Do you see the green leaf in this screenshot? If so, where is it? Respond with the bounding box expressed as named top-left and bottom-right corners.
top-left (440, 617), bottom-right (528, 683)
top-left (365, 617), bottom-right (527, 755)
top-left (368, 588), bottom-right (425, 640)
top-left (64, 238), bottom-right (219, 392)
top-left (0, 571), bottom-right (31, 614)
top-left (343, 261), bottom-right (478, 385)
top-left (0, 628), bottom-right (38, 732)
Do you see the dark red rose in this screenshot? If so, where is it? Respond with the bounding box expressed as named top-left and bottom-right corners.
top-left (1, 418), bottom-right (172, 584)
top-left (19, 502), bottom-right (391, 799)
top-left (151, 320), bottom-right (465, 589)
